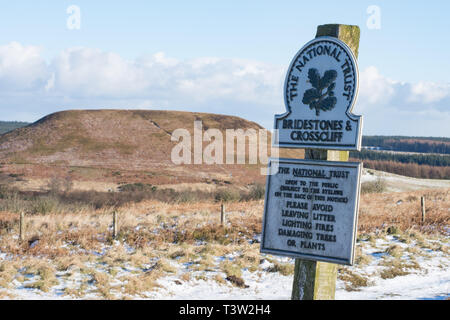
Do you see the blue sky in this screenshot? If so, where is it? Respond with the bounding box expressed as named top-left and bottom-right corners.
top-left (1, 1), bottom-right (449, 136)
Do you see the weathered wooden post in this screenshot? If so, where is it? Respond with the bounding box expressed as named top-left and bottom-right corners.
top-left (220, 203), bottom-right (226, 226)
top-left (19, 211), bottom-right (25, 242)
top-left (421, 196), bottom-right (426, 223)
top-left (261, 24), bottom-right (363, 300)
top-left (112, 210), bottom-right (118, 239)
top-left (292, 24), bottom-right (361, 300)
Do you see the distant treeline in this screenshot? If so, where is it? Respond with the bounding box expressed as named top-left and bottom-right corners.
top-left (0, 121), bottom-right (29, 134)
top-left (350, 149), bottom-right (450, 167)
top-left (362, 136), bottom-right (450, 154)
top-left (355, 159), bottom-right (450, 180)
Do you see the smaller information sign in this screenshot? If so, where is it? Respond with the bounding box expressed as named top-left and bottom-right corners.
top-left (261, 158), bottom-right (362, 265)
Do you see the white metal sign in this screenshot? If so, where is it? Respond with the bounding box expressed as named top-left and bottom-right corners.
top-left (260, 158), bottom-right (362, 265)
top-left (274, 37), bottom-right (362, 151)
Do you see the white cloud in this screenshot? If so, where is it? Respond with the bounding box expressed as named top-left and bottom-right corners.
top-left (45, 47), bottom-right (284, 107)
top-left (151, 52), bottom-right (179, 67)
top-left (0, 42), bottom-right (48, 91)
top-left (358, 66), bottom-right (396, 106)
top-left (0, 42), bottom-right (448, 136)
top-left (50, 47), bottom-right (148, 97)
top-left (356, 66), bottom-right (450, 136)
top-left (358, 66), bottom-right (450, 111)
top-left (409, 82), bottom-right (450, 104)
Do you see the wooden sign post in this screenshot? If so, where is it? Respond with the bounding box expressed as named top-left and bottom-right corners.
top-left (292, 24), bottom-right (361, 301)
top-left (261, 24), bottom-right (362, 300)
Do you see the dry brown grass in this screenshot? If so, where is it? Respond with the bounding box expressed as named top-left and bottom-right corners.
top-left (338, 267), bottom-right (373, 291)
top-left (378, 257), bottom-right (422, 280)
top-left (213, 274), bottom-right (227, 285)
top-left (23, 260), bottom-right (58, 292)
top-left (13, 185), bottom-right (444, 256)
top-left (0, 290), bottom-right (16, 299)
top-left (55, 256), bottom-right (85, 272)
top-left (379, 263), bottom-right (410, 279)
top-left (121, 271), bottom-right (163, 297)
top-left (91, 271), bottom-right (114, 299)
top-left (180, 272), bottom-right (191, 283)
top-left (0, 191), bottom-right (446, 261)
top-left (63, 286), bottom-right (86, 298)
top-left (358, 188), bottom-right (450, 234)
top-left (385, 245), bottom-right (405, 258)
top-left (0, 261), bottom-right (17, 288)
top-left (0, 187), bottom-right (447, 298)
top-left (354, 245), bottom-right (373, 265)
top-left (265, 261), bottom-right (295, 276)
top-left (220, 260), bottom-right (243, 278)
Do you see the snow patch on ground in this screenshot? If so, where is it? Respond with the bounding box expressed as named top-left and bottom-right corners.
top-left (361, 168), bottom-right (450, 192)
top-left (3, 237), bottom-right (447, 300)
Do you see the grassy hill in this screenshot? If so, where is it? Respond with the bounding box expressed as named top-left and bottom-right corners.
top-left (0, 109), bottom-right (302, 186)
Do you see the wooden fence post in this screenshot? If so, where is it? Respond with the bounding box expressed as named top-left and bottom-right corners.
top-left (421, 196), bottom-right (426, 223)
top-left (220, 203), bottom-right (226, 226)
top-left (291, 24), bottom-right (360, 300)
top-left (19, 211), bottom-right (25, 242)
top-left (112, 210), bottom-right (118, 239)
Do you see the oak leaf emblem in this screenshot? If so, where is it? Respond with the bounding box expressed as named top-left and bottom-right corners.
top-left (302, 68), bottom-right (338, 116)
